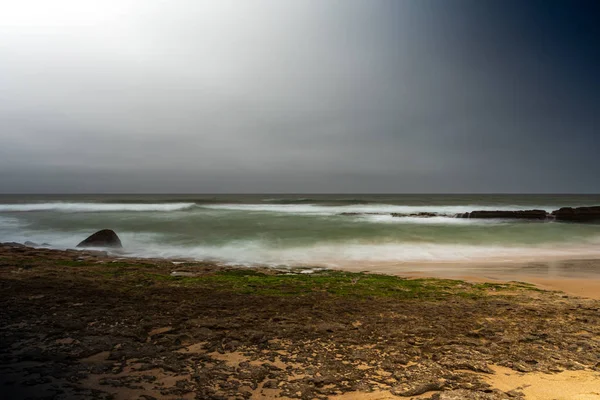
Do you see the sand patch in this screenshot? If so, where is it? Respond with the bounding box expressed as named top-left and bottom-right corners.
top-left (520, 277), bottom-right (600, 300)
top-left (176, 341), bottom-right (207, 354)
top-left (329, 389), bottom-right (437, 399)
top-left (484, 365), bottom-right (600, 400)
top-left (209, 351), bottom-right (249, 367)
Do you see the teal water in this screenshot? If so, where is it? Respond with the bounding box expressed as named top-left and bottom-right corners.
top-left (1, 194), bottom-right (600, 266)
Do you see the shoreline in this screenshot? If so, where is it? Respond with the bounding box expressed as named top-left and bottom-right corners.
top-left (328, 258), bottom-right (600, 300)
top-left (10, 241), bottom-right (600, 299)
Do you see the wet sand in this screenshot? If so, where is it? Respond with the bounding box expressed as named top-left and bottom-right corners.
top-left (333, 258), bottom-right (600, 299)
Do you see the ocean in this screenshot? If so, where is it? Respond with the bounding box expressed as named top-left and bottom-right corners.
top-left (1, 194), bottom-right (600, 267)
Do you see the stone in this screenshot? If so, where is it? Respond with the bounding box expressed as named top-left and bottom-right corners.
top-left (77, 229), bottom-right (123, 248)
top-left (392, 381), bottom-right (445, 396)
top-left (263, 380), bottom-right (278, 389)
top-left (460, 210), bottom-right (548, 219)
top-left (551, 206), bottom-right (600, 222)
top-left (391, 212), bottom-right (439, 218)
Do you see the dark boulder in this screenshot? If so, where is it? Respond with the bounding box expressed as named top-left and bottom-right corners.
top-left (77, 229), bottom-right (123, 248)
top-left (24, 241), bottom-right (39, 247)
top-left (460, 210), bottom-right (548, 220)
top-left (551, 206), bottom-right (600, 222)
top-left (411, 212), bottom-right (438, 218)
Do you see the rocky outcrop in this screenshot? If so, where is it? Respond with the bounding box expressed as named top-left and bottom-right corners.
top-left (551, 206), bottom-right (600, 222)
top-left (459, 210), bottom-right (548, 220)
top-left (77, 229), bottom-right (123, 248)
top-left (391, 212), bottom-right (439, 218)
top-left (337, 207), bottom-right (600, 222)
top-left (339, 212), bottom-right (441, 218)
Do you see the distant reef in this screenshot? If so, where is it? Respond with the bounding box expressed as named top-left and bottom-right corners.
top-left (339, 206), bottom-right (600, 222)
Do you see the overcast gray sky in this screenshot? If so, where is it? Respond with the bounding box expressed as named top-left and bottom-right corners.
top-left (1, 0), bottom-right (598, 193)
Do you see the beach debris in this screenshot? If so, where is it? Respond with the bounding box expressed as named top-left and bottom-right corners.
top-left (77, 229), bottom-right (123, 248)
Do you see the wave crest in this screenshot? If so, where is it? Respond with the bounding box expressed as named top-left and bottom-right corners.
top-left (0, 202), bottom-right (196, 212)
top-left (202, 203), bottom-right (557, 215)
top-left (262, 198), bottom-right (372, 205)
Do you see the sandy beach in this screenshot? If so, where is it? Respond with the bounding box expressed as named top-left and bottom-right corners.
top-left (331, 258), bottom-right (600, 300)
top-left (1, 243), bottom-right (600, 400)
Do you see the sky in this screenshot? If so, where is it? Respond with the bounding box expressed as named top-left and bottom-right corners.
top-left (0, 0), bottom-right (598, 193)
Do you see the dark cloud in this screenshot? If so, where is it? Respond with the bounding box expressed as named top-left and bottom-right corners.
top-left (0, 0), bottom-right (598, 193)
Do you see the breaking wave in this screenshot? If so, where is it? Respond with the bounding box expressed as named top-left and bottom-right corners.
top-left (0, 202), bottom-right (196, 212)
top-left (261, 198), bottom-right (372, 205)
top-left (201, 203), bottom-right (557, 216)
top-left (120, 238), bottom-right (600, 266)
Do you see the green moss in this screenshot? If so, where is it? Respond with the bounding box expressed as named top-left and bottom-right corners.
top-left (57, 260), bottom-right (86, 267)
top-left (61, 260), bottom-right (543, 300)
top-left (473, 281), bottom-right (544, 292)
top-left (137, 270), bottom-right (494, 299)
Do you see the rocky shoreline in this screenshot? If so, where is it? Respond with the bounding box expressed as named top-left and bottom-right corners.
top-left (1, 243), bottom-right (600, 399)
top-left (340, 205), bottom-right (600, 221)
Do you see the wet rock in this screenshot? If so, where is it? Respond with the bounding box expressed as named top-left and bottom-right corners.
top-left (263, 380), bottom-right (278, 389)
top-left (391, 212), bottom-right (439, 218)
top-left (460, 210), bottom-right (548, 220)
top-left (441, 359), bottom-right (493, 374)
top-left (551, 206), bottom-right (600, 222)
top-left (314, 322), bottom-right (346, 333)
top-left (512, 362), bottom-right (532, 373)
top-left (391, 380), bottom-right (446, 396)
top-left (24, 241), bottom-right (39, 247)
top-left (432, 389), bottom-right (514, 399)
top-left (4, 242), bottom-right (27, 249)
top-left (77, 230), bottom-right (123, 248)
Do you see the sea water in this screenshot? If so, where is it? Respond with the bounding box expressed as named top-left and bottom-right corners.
top-left (1, 194), bottom-right (600, 266)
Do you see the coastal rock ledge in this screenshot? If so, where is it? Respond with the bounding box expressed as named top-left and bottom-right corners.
top-left (77, 229), bottom-right (123, 248)
top-left (552, 206), bottom-right (600, 222)
top-left (458, 210), bottom-right (548, 219)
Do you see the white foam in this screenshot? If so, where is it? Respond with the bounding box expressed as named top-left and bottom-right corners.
top-left (0, 202), bottom-right (196, 212)
top-left (121, 238), bottom-right (600, 267)
top-left (360, 214), bottom-right (500, 225)
top-left (202, 203), bottom-right (557, 216)
top-left (3, 222), bottom-right (600, 267)
top-left (0, 216), bottom-right (26, 228)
